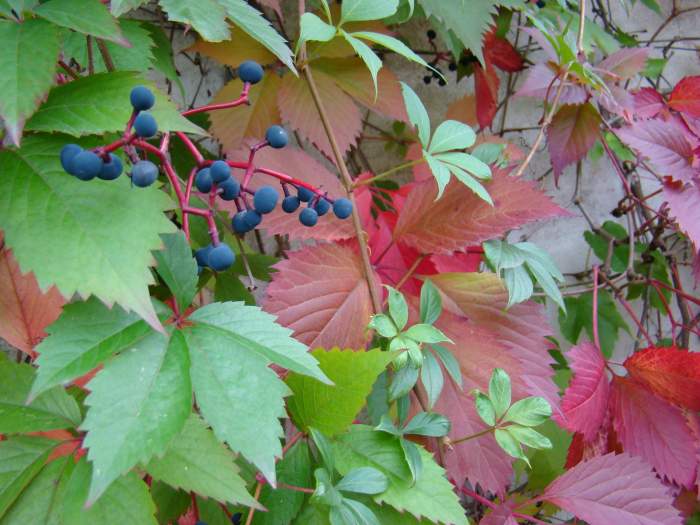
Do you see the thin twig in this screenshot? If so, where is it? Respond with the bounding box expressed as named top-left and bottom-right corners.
top-left (96, 39), bottom-right (115, 72)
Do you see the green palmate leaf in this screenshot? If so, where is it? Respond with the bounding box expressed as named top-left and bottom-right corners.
top-left (388, 364), bottom-right (419, 401)
top-left (150, 481), bottom-right (190, 525)
top-left (506, 425), bottom-right (552, 450)
top-left (494, 428), bottom-right (528, 465)
top-left (0, 455), bottom-right (73, 525)
top-left (0, 135), bottom-right (176, 332)
top-left (30, 298), bottom-right (159, 400)
top-left (489, 368), bottom-right (512, 419)
top-left (367, 314), bottom-right (397, 338)
top-left (420, 350), bottom-right (443, 409)
top-left (503, 265), bottom-right (533, 307)
top-left (158, 0), bottom-right (229, 42)
top-left (424, 154), bottom-right (450, 198)
top-left (352, 31), bottom-right (430, 76)
top-left (62, 458), bottom-right (157, 524)
top-left (428, 120), bottom-right (476, 153)
top-left (472, 143), bottom-right (505, 165)
top-left (336, 468), bottom-right (388, 495)
top-left (431, 344), bottom-right (462, 388)
top-left (341, 32), bottom-right (382, 95)
top-left (385, 286), bottom-right (408, 330)
top-left (0, 437), bottom-right (59, 518)
top-left (474, 391), bottom-right (496, 426)
top-left (341, 499), bottom-right (381, 525)
top-left (442, 161), bottom-right (493, 204)
top-left (110, 0), bottom-right (146, 16)
top-left (403, 324), bottom-right (450, 344)
top-left (403, 412), bottom-right (450, 437)
top-left (0, 18), bottom-right (59, 145)
top-left (334, 427), bottom-right (467, 525)
top-left (153, 232), bottom-right (198, 312)
top-left (255, 441), bottom-right (312, 525)
top-left (219, 0), bottom-right (295, 72)
top-left (0, 354), bottom-right (80, 434)
top-left (34, 0), bottom-right (127, 45)
top-left (26, 72), bottom-right (204, 136)
top-left (81, 330), bottom-right (191, 504)
top-left (435, 152), bottom-right (491, 179)
top-left (146, 413), bottom-right (258, 508)
top-left (400, 82), bottom-right (430, 147)
top-left (299, 13), bottom-right (337, 48)
top-left (286, 348), bottom-right (393, 436)
top-left (504, 396), bottom-right (551, 427)
top-left (340, 0), bottom-right (398, 23)
top-left (310, 428), bottom-right (335, 474)
top-left (400, 439), bottom-right (422, 485)
top-left (143, 22), bottom-right (186, 99)
top-left (419, 279), bottom-right (441, 325)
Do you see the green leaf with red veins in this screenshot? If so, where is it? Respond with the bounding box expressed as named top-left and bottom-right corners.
top-left (0, 19), bottom-right (60, 146)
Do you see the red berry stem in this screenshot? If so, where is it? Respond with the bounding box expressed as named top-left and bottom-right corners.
top-left (181, 82), bottom-right (250, 116)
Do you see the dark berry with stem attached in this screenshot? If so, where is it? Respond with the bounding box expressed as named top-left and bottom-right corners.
top-left (131, 160), bottom-right (158, 187)
top-left (333, 198), bottom-right (353, 219)
top-left (71, 150), bottom-right (103, 181)
top-left (129, 85), bottom-right (155, 111)
top-left (60, 144), bottom-right (82, 174)
top-left (423, 75), bottom-right (432, 84)
top-left (238, 60), bottom-right (264, 84)
top-left (208, 243), bottom-right (235, 271)
top-left (195, 168), bottom-right (213, 193)
top-left (98, 153), bottom-right (122, 180)
top-left (195, 244), bottom-right (213, 268)
top-left (218, 177), bottom-right (240, 200)
top-left (265, 125), bottom-right (288, 149)
top-left (297, 186), bottom-right (314, 202)
top-left (133, 111), bottom-right (158, 138)
top-left (438, 78), bottom-right (447, 87)
top-left (282, 195), bottom-right (300, 213)
top-left (231, 513), bottom-right (242, 525)
top-left (426, 29), bottom-right (436, 40)
top-left (299, 207), bottom-right (318, 227)
top-left (448, 61), bottom-right (457, 71)
top-left (209, 160), bottom-right (231, 183)
top-left (314, 197), bottom-right (330, 216)
top-left (536, 0), bottom-right (545, 6)
top-left (232, 212), bottom-right (253, 234)
top-left (243, 210), bottom-right (262, 228)
top-left (253, 186), bottom-right (278, 214)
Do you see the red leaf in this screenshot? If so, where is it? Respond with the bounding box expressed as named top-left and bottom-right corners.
top-left (617, 118), bottom-right (697, 183)
top-left (515, 64), bottom-right (588, 105)
top-left (446, 95), bottom-right (478, 127)
top-left (393, 171), bottom-right (568, 256)
top-left (484, 33), bottom-right (524, 73)
top-left (474, 64), bottom-right (499, 129)
top-left (544, 453), bottom-right (683, 525)
top-left (663, 180), bottom-right (700, 249)
top-left (263, 242), bottom-right (378, 349)
top-left (0, 240), bottom-right (65, 356)
top-left (554, 342), bottom-right (610, 440)
top-left (633, 88), bottom-right (667, 119)
top-left (669, 76), bottom-right (700, 117)
top-left (624, 346), bottom-right (700, 410)
top-left (610, 376), bottom-right (698, 487)
top-left (277, 70), bottom-right (362, 158)
top-left (597, 48), bottom-right (650, 81)
top-left (546, 103), bottom-right (601, 183)
top-left (479, 501), bottom-right (519, 525)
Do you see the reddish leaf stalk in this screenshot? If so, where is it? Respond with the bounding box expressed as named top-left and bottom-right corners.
top-left (592, 265), bottom-right (602, 351)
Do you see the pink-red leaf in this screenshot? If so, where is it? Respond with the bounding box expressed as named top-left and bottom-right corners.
top-left (663, 180), bottom-right (700, 249)
top-left (544, 453), bottom-right (683, 525)
top-left (632, 88), bottom-right (666, 119)
top-left (474, 64), bottom-right (499, 129)
top-left (546, 103), bottom-right (602, 182)
top-left (610, 376), bottom-right (697, 487)
top-left (479, 501), bottom-right (518, 525)
top-left (515, 64), bottom-right (588, 105)
top-left (393, 172), bottom-right (567, 255)
top-left (484, 32), bottom-right (524, 73)
top-left (668, 75), bottom-right (700, 117)
top-left (263, 242), bottom-right (378, 349)
top-left (0, 240), bottom-right (65, 356)
top-left (597, 48), bottom-right (650, 81)
top-left (624, 346), bottom-right (700, 410)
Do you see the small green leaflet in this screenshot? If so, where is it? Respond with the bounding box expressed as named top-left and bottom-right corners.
top-left (81, 330), bottom-right (192, 505)
top-left (34, 0), bottom-right (127, 45)
top-left (488, 368), bottom-right (511, 419)
top-left (0, 18), bottom-right (60, 145)
top-left (400, 82), bottom-right (430, 147)
top-left (26, 72), bottom-right (204, 136)
top-left (286, 348), bottom-right (393, 436)
top-left (157, 0), bottom-right (229, 42)
top-left (0, 354), bottom-right (80, 434)
top-left (153, 231), bottom-right (198, 312)
top-left (419, 279), bottom-right (441, 325)
top-left (145, 413), bottom-right (258, 508)
top-left (298, 13), bottom-right (337, 50)
top-left (428, 120), bottom-right (476, 153)
top-left (150, 481), bottom-right (190, 525)
top-left (110, 0), bottom-right (146, 16)
top-left (339, 0), bottom-right (398, 23)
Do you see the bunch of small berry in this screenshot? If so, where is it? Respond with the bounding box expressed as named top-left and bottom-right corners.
top-left (57, 60), bottom-right (353, 275)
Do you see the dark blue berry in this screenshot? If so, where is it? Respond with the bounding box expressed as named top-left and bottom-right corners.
top-left (314, 197), bottom-right (330, 216)
top-left (131, 160), bottom-right (158, 187)
top-left (231, 514), bottom-right (242, 525)
top-left (232, 212), bottom-right (253, 234)
top-left (282, 195), bottom-right (300, 213)
top-left (98, 153), bottom-right (122, 180)
top-left (253, 186), bottom-right (278, 214)
top-left (218, 177), bottom-right (240, 200)
top-left (297, 186), bottom-right (314, 202)
top-left (299, 207), bottom-right (318, 227)
top-left (536, 0), bottom-right (545, 6)
top-left (195, 521), bottom-right (208, 525)
top-left (195, 244), bottom-right (213, 268)
top-left (238, 60), bottom-right (264, 84)
top-left (195, 168), bottom-right (213, 193)
top-left (60, 144), bottom-right (82, 174)
top-left (71, 150), bottom-right (103, 181)
top-left (133, 111), bottom-right (158, 138)
top-left (130, 85), bottom-right (155, 111)
top-left (243, 210), bottom-right (262, 228)
top-left (210, 160), bottom-right (231, 183)
top-left (208, 243), bottom-right (235, 271)
top-left (333, 198), bottom-right (352, 219)
top-left (265, 125), bottom-right (288, 149)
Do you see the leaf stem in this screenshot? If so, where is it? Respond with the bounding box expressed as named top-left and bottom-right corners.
top-left (450, 426), bottom-right (495, 445)
top-left (354, 158), bottom-right (425, 187)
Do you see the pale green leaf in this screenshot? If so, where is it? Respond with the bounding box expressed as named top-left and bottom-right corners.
top-left (110, 0), bottom-right (146, 16)
top-left (420, 350), bottom-right (443, 409)
top-left (26, 72), bottom-right (204, 136)
top-left (435, 152), bottom-right (491, 179)
top-left (431, 345), bottom-right (462, 388)
top-left (442, 161), bottom-right (493, 204)
top-left (506, 425), bottom-right (552, 450)
top-left (310, 429), bottom-right (335, 474)
top-left (483, 240), bottom-right (527, 272)
top-left (34, 0), bottom-right (127, 45)
top-left (0, 135), bottom-right (177, 332)
top-left (489, 368), bottom-right (511, 419)
top-left (504, 265), bottom-right (534, 307)
top-left (385, 286), bottom-right (408, 330)
top-left (494, 428), bottom-right (528, 465)
top-left (473, 391), bottom-right (496, 426)
top-left (471, 143), bottom-right (505, 165)
top-left (342, 32), bottom-right (382, 95)
top-left (400, 439), bottom-right (422, 485)
top-left (399, 82), bottom-right (430, 146)
top-left (299, 13), bottom-right (337, 48)
top-left (286, 348), bottom-right (393, 436)
top-left (336, 467), bottom-right (388, 495)
top-left (158, 0), bottom-right (229, 42)
top-left (419, 279), bottom-right (441, 325)
top-left (428, 120), bottom-right (475, 153)
top-left (0, 19), bottom-right (59, 145)
top-left (353, 31), bottom-right (429, 75)
top-left (367, 314), bottom-right (397, 338)
top-left (81, 330), bottom-right (191, 504)
top-left (403, 412), bottom-right (450, 437)
top-left (0, 354), bottom-right (80, 434)
top-left (153, 232), bottom-right (198, 312)
top-left (403, 323), bottom-right (450, 344)
top-left (424, 154), bottom-right (450, 198)
top-left (145, 413), bottom-right (258, 508)
top-left (340, 0), bottom-right (398, 23)
top-left (388, 364), bottom-right (418, 401)
top-left (504, 396), bottom-right (552, 427)
top-left (61, 458), bottom-right (157, 524)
